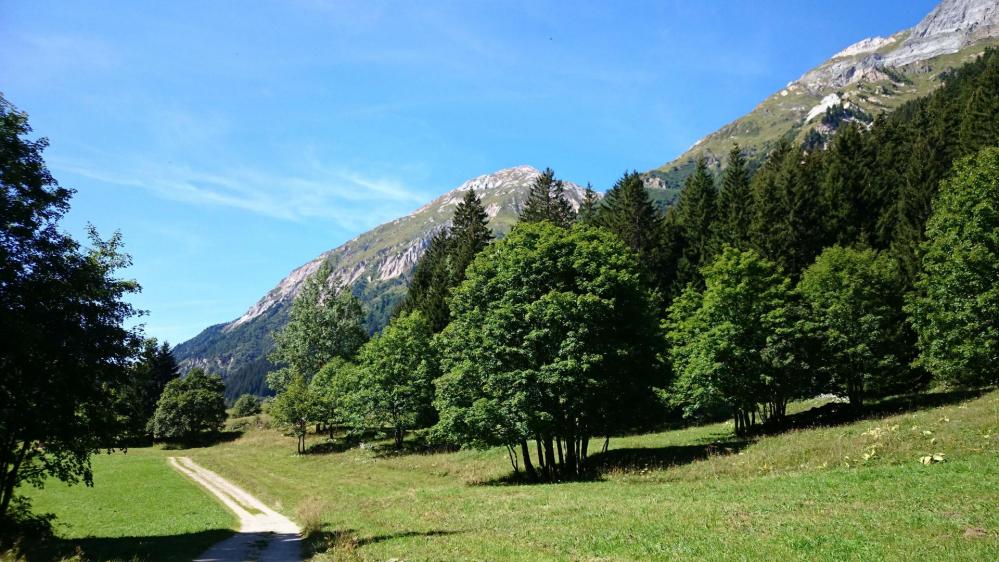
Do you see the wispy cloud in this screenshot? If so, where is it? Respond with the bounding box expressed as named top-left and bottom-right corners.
top-left (53, 154), bottom-right (432, 229)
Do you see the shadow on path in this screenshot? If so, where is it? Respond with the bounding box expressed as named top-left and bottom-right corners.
top-left (305, 527), bottom-right (464, 557)
top-left (10, 530), bottom-right (234, 562)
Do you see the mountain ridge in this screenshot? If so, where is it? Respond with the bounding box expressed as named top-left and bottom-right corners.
top-left (174, 165), bottom-right (587, 398)
top-left (647, 0), bottom-right (999, 189)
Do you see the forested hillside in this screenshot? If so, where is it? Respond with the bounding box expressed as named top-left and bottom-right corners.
top-left (258, 47), bottom-right (999, 482)
top-left (647, 0), bottom-right (999, 191)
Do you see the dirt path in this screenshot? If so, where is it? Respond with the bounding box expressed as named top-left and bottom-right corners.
top-left (168, 456), bottom-right (302, 562)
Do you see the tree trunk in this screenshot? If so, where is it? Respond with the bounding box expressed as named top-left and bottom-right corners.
top-left (394, 426), bottom-right (404, 449)
top-left (602, 436), bottom-right (610, 454)
top-left (520, 441), bottom-right (537, 480)
top-left (565, 434), bottom-right (577, 476)
top-left (581, 437), bottom-right (589, 461)
top-left (544, 437), bottom-right (557, 479)
top-left (556, 437), bottom-right (565, 467)
top-left (0, 441), bottom-right (29, 518)
top-left (535, 438), bottom-right (546, 472)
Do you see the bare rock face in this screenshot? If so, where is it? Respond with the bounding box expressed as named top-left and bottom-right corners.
top-left (799, 0), bottom-right (999, 92)
top-left (886, 0), bottom-right (999, 66)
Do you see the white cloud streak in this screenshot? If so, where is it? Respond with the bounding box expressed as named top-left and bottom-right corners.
top-left (53, 155), bottom-right (431, 229)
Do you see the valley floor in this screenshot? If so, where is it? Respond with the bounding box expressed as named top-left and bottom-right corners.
top-left (24, 389), bottom-right (999, 561)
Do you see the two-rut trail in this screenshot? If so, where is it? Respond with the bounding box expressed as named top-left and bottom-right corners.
top-left (169, 456), bottom-right (302, 562)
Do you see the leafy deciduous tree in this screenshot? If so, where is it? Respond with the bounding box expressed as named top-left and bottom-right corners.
top-left (0, 96), bottom-right (142, 518)
top-left (147, 369), bottom-right (227, 442)
top-left (434, 222), bottom-right (660, 479)
top-left (799, 246), bottom-right (910, 406)
top-left (907, 148), bottom-right (999, 387)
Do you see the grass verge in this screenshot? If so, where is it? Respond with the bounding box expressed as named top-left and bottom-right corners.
top-left (18, 448), bottom-right (237, 562)
top-left (189, 389), bottom-right (999, 561)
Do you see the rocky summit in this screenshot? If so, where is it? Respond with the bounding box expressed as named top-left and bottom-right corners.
top-left (648, 0), bottom-right (999, 190)
top-left (173, 166), bottom-right (586, 397)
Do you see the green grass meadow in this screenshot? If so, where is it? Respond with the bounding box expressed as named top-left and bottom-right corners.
top-left (188, 390), bottom-right (999, 561)
top-left (18, 389), bottom-right (999, 561)
top-left (20, 448), bottom-right (236, 562)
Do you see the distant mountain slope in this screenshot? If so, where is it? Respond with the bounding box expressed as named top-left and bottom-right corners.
top-left (646, 0), bottom-right (999, 190)
top-left (174, 166), bottom-right (586, 398)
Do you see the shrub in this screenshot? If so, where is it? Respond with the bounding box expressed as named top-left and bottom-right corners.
top-left (231, 394), bottom-right (262, 417)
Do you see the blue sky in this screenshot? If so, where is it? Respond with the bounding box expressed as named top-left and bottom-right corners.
top-left (1, 0), bottom-right (937, 344)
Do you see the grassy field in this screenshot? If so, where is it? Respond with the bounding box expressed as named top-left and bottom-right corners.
top-left (20, 447), bottom-right (237, 562)
top-left (183, 390), bottom-right (999, 561)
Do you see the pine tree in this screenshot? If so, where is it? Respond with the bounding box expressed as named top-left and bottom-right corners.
top-left (780, 147), bottom-right (825, 276)
top-left (400, 228), bottom-right (452, 331)
top-left (520, 167), bottom-right (576, 227)
top-left (890, 137), bottom-right (943, 287)
top-left (448, 188), bottom-right (493, 289)
top-left (577, 183), bottom-right (600, 224)
top-left (399, 188), bottom-right (493, 332)
top-left (674, 159), bottom-right (718, 287)
top-left (822, 123), bottom-right (874, 245)
top-left (957, 61), bottom-right (999, 155)
top-left (717, 145), bottom-right (752, 247)
top-left (750, 140), bottom-right (793, 264)
top-left (597, 171), bottom-right (663, 280)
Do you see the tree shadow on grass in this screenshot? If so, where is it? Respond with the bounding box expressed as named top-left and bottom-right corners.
top-left (776, 388), bottom-right (993, 433)
top-left (304, 439), bottom-right (355, 455)
top-left (158, 430), bottom-right (243, 450)
top-left (477, 440), bottom-right (751, 486)
top-left (12, 529), bottom-right (233, 562)
top-left (305, 526), bottom-right (464, 558)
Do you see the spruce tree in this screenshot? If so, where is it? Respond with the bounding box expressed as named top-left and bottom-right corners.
top-left (400, 188), bottom-right (492, 332)
top-left (448, 188), bottom-right (493, 289)
top-left (780, 147), bottom-right (825, 276)
top-left (597, 171), bottom-right (663, 281)
top-left (400, 228), bottom-right (452, 331)
top-left (577, 183), bottom-right (600, 224)
top-left (674, 159), bottom-right (718, 287)
top-left (822, 123), bottom-right (874, 245)
top-left (717, 145), bottom-right (752, 247)
top-left (520, 167), bottom-right (576, 227)
top-left (750, 140), bottom-right (792, 265)
top-left (890, 137), bottom-right (943, 287)
top-left (957, 62), bottom-right (999, 155)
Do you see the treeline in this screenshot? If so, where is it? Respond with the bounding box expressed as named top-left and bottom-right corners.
top-left (265, 49), bottom-right (999, 480)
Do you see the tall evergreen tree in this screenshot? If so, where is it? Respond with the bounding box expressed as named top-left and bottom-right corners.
top-left (399, 188), bottom-right (492, 332)
top-left (957, 61), bottom-right (999, 155)
top-left (120, 338), bottom-right (180, 440)
top-left (520, 167), bottom-right (576, 227)
top-left (597, 171), bottom-right (664, 286)
top-left (577, 183), bottom-right (600, 224)
top-left (750, 140), bottom-right (793, 265)
top-left (717, 145), bottom-right (753, 248)
top-left (780, 147), bottom-right (826, 277)
top-left (674, 159), bottom-right (718, 287)
top-left (822, 123), bottom-right (874, 245)
top-left (448, 188), bottom-right (493, 286)
top-left (400, 228), bottom-right (451, 330)
top-left (890, 136), bottom-right (944, 287)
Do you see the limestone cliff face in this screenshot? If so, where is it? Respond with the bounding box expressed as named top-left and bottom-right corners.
top-left (650, 0), bottom-right (999, 189)
top-left (174, 166), bottom-right (586, 394)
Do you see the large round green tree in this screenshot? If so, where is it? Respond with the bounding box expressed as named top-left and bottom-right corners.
top-left (665, 247), bottom-right (810, 434)
top-left (0, 97), bottom-right (142, 519)
top-left (799, 246), bottom-right (911, 406)
top-left (907, 147), bottom-right (999, 387)
top-left (433, 222), bottom-right (661, 479)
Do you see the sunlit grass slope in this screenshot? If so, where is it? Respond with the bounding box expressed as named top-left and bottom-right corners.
top-left (190, 390), bottom-right (999, 561)
top-left (23, 447), bottom-right (236, 562)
